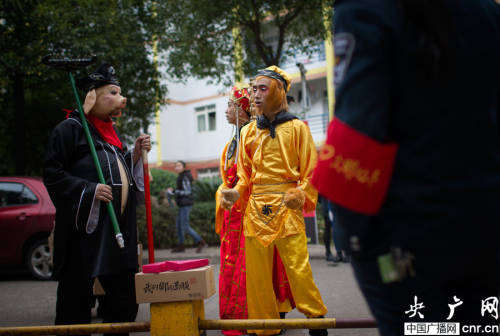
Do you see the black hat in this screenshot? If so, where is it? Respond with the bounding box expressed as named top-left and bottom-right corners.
top-left (76, 63), bottom-right (120, 92)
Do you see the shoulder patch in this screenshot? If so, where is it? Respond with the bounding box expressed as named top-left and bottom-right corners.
top-left (333, 32), bottom-right (355, 88)
top-left (312, 118), bottom-right (398, 215)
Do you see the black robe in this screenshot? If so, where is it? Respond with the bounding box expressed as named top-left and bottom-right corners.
top-left (44, 110), bottom-right (140, 280)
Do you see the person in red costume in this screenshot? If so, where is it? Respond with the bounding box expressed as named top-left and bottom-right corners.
top-left (215, 84), bottom-right (295, 335)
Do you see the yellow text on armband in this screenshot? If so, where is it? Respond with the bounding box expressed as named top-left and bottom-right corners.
top-left (319, 144), bottom-right (380, 187)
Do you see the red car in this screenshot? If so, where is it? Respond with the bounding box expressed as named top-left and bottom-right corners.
top-left (0, 177), bottom-right (55, 280)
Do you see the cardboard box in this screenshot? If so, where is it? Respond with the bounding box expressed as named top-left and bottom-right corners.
top-left (135, 265), bottom-right (215, 304)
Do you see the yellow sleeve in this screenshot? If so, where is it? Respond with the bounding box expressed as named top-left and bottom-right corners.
top-left (215, 141), bottom-right (230, 235)
top-left (234, 123), bottom-right (253, 211)
top-left (295, 120), bottom-right (318, 213)
top-left (215, 184), bottom-right (224, 234)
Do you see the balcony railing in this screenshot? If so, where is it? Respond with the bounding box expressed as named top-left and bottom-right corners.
top-left (301, 112), bottom-right (330, 136)
top-left (281, 43), bottom-right (326, 69)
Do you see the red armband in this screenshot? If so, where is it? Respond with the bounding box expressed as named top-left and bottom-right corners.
top-left (312, 118), bottom-right (398, 215)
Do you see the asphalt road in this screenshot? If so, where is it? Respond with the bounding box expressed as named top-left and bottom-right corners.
top-left (0, 255), bottom-right (379, 336)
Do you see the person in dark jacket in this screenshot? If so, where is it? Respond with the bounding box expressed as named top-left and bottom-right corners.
top-left (43, 63), bottom-right (151, 334)
top-left (168, 160), bottom-right (207, 253)
top-left (319, 194), bottom-right (348, 263)
top-left (313, 1), bottom-right (500, 335)
top-left (318, 194), bottom-right (336, 262)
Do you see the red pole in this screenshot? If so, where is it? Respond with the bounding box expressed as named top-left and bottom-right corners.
top-left (142, 149), bottom-right (154, 263)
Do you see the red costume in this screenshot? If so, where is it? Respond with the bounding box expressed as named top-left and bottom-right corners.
top-left (215, 86), bottom-right (294, 335)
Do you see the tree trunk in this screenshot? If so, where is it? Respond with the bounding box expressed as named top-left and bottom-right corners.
top-left (14, 73), bottom-right (26, 175)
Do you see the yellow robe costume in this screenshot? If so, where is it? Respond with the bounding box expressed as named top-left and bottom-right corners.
top-left (215, 139), bottom-right (240, 234)
top-left (234, 119), bottom-right (327, 335)
top-left (216, 137), bottom-right (295, 324)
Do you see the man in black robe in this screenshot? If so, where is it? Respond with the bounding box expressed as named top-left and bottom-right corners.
top-left (44, 63), bottom-right (151, 335)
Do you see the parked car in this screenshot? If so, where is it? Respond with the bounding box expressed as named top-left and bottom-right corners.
top-left (0, 177), bottom-right (55, 280)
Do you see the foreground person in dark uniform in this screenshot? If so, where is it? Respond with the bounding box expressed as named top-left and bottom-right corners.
top-left (44, 63), bottom-right (151, 335)
top-left (313, 1), bottom-right (500, 335)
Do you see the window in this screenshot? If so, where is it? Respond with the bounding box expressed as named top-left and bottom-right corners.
top-left (196, 167), bottom-right (220, 180)
top-left (197, 114), bottom-right (206, 132)
top-left (0, 182), bottom-right (38, 207)
top-left (208, 111), bottom-right (216, 131)
top-left (195, 104), bottom-right (216, 132)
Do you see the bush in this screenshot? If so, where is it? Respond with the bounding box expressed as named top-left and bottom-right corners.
top-left (137, 200), bottom-right (219, 249)
top-left (193, 177), bottom-right (222, 202)
top-left (150, 168), bottom-right (177, 198)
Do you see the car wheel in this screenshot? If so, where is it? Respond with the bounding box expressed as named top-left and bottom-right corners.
top-left (26, 238), bottom-right (53, 280)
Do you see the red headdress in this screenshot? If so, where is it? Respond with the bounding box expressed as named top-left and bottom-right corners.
top-left (230, 85), bottom-right (251, 115)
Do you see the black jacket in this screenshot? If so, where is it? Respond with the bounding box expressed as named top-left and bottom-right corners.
top-left (327, 0), bottom-right (500, 267)
top-left (43, 110), bottom-right (140, 279)
top-left (175, 170), bottom-right (194, 207)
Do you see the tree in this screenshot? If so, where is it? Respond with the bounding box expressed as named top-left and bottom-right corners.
top-left (0, 0), bottom-right (165, 175)
top-left (154, 0), bottom-right (333, 85)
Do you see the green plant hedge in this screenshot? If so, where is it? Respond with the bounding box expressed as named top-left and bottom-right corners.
top-left (137, 201), bottom-right (325, 249)
top-left (139, 169), bottom-right (223, 249)
top-left (137, 200), bottom-right (219, 249)
top-left (193, 177), bottom-right (222, 202)
top-left (150, 168), bottom-right (177, 198)
top-left (139, 168), bottom-right (326, 249)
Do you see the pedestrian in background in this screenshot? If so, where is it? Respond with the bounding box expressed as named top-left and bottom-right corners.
top-left (319, 194), bottom-right (348, 263)
top-left (318, 194), bottom-right (336, 263)
top-left (313, 1), bottom-right (500, 335)
top-left (168, 160), bottom-right (207, 253)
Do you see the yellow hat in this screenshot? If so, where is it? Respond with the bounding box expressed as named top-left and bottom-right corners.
top-left (255, 65), bottom-right (292, 93)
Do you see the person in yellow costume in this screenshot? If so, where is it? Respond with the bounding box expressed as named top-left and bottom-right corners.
top-left (215, 84), bottom-right (295, 335)
top-left (221, 66), bottom-right (328, 336)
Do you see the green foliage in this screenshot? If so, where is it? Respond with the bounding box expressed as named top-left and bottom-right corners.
top-left (1, 0), bottom-right (334, 175)
top-left (137, 201), bottom-right (219, 249)
top-left (154, 0), bottom-right (334, 85)
top-left (0, 0), bottom-right (165, 175)
top-left (138, 171), bottom-right (221, 249)
top-left (150, 168), bottom-right (177, 198)
top-left (189, 201), bottom-right (218, 243)
top-left (193, 177), bottom-right (222, 202)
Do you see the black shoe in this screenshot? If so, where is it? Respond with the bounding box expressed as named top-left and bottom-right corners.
top-left (171, 244), bottom-right (185, 253)
top-left (325, 251), bottom-right (334, 262)
top-left (280, 312), bottom-right (287, 319)
top-left (308, 316), bottom-right (328, 336)
top-left (196, 240), bottom-right (208, 253)
top-left (331, 253), bottom-right (343, 263)
top-left (309, 329), bottom-right (328, 336)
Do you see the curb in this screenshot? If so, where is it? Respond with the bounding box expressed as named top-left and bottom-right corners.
top-left (143, 244), bottom-right (327, 265)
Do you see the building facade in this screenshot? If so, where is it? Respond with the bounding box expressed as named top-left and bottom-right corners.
top-left (148, 45), bottom-right (332, 180)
